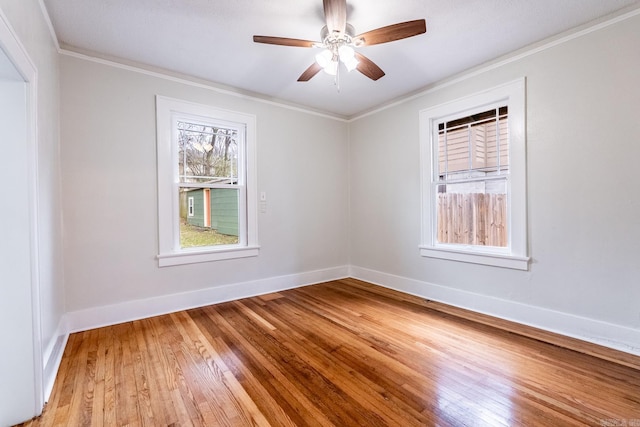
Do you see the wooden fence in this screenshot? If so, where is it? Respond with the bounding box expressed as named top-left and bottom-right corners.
top-left (437, 193), bottom-right (507, 247)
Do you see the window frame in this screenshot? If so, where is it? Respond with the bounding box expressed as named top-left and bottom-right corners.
top-left (419, 78), bottom-right (529, 270)
top-left (156, 96), bottom-right (259, 267)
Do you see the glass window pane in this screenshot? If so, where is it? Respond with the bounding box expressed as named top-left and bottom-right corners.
top-left (438, 127), bottom-right (470, 177)
top-left (485, 112), bottom-right (509, 173)
top-left (179, 187), bottom-right (239, 248)
top-left (436, 180), bottom-right (507, 247)
top-left (178, 121), bottom-right (238, 184)
top-left (438, 106), bottom-right (508, 180)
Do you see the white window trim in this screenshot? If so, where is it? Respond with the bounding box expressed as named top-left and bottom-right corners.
top-left (156, 96), bottom-right (259, 267)
top-left (419, 78), bottom-right (529, 270)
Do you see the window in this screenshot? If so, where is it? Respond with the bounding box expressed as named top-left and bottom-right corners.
top-left (437, 106), bottom-right (509, 247)
top-left (156, 96), bottom-right (258, 267)
top-left (419, 79), bottom-right (528, 270)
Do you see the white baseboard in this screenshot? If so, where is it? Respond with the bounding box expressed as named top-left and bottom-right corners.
top-left (350, 265), bottom-right (640, 357)
top-left (65, 266), bottom-right (349, 333)
top-left (60, 263), bottom-right (639, 371)
top-left (42, 317), bottom-right (69, 402)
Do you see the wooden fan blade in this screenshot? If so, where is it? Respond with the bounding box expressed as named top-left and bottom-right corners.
top-left (355, 52), bottom-right (385, 81)
top-left (354, 19), bottom-right (426, 46)
top-left (298, 63), bottom-right (323, 81)
top-left (323, 0), bottom-right (347, 34)
top-left (253, 35), bottom-right (317, 48)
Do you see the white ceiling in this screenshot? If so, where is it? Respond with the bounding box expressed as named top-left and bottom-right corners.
top-left (43, 0), bottom-right (640, 118)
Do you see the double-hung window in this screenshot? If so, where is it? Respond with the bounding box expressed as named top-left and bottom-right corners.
top-left (156, 97), bottom-right (258, 267)
top-left (419, 79), bottom-right (528, 270)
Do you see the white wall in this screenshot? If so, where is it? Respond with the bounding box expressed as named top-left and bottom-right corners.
top-left (59, 54), bottom-right (349, 316)
top-left (0, 0), bottom-right (64, 423)
top-left (349, 12), bottom-right (640, 351)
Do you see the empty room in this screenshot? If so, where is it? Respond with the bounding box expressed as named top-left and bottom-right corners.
top-left (1, 0), bottom-right (639, 425)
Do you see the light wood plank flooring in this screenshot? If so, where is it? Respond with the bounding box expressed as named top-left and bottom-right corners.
top-left (18, 279), bottom-right (640, 426)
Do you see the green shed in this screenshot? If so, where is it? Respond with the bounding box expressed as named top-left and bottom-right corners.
top-left (210, 189), bottom-right (239, 236)
top-left (186, 188), bottom-right (239, 237)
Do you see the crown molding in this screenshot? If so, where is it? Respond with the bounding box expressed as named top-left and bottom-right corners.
top-left (37, 0), bottom-right (60, 51)
top-left (59, 47), bottom-right (349, 122)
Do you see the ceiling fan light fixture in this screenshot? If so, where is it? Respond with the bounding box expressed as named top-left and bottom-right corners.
top-left (323, 59), bottom-right (339, 75)
top-left (338, 45), bottom-right (354, 59)
top-left (342, 55), bottom-right (358, 72)
top-left (338, 44), bottom-right (358, 71)
top-left (315, 49), bottom-right (334, 68)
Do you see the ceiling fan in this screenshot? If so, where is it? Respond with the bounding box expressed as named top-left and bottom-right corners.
top-left (253, 0), bottom-right (426, 82)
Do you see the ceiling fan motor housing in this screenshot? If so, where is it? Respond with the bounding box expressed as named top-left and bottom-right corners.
top-left (320, 23), bottom-right (356, 46)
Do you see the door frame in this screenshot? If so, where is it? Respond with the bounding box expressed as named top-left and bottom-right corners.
top-left (0, 8), bottom-right (44, 414)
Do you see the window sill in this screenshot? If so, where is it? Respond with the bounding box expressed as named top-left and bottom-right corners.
top-left (157, 245), bottom-right (260, 267)
top-left (419, 245), bottom-right (529, 270)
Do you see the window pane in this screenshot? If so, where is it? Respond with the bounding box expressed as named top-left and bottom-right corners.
top-left (179, 187), bottom-right (239, 248)
top-left (436, 180), bottom-right (507, 247)
top-left (177, 121), bottom-right (238, 184)
top-left (485, 111), bottom-right (509, 172)
top-left (438, 106), bottom-right (508, 180)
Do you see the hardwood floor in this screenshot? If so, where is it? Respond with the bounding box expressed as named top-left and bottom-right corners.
top-left (18, 279), bottom-right (640, 426)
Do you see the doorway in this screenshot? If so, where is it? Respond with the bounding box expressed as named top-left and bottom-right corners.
top-left (0, 16), bottom-right (43, 426)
